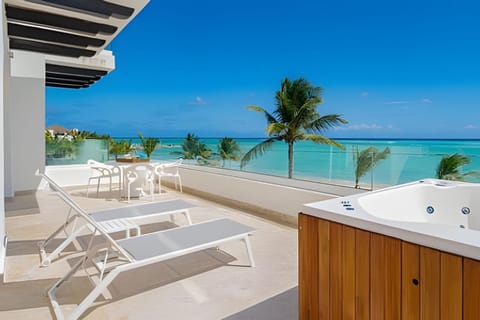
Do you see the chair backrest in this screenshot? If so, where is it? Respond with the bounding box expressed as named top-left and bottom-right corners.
top-left (88, 159), bottom-right (114, 169)
top-left (157, 158), bottom-right (183, 175)
top-left (91, 166), bottom-right (112, 177)
top-left (125, 164), bottom-right (155, 182)
top-left (167, 158), bottom-right (183, 167)
top-left (88, 160), bottom-right (115, 176)
top-left (35, 170), bottom-right (135, 261)
top-left (87, 159), bottom-right (102, 166)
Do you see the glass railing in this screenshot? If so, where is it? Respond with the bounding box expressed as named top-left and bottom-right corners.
top-left (290, 150), bottom-right (480, 190)
top-left (46, 138), bottom-right (480, 190)
top-left (46, 139), bottom-right (109, 165)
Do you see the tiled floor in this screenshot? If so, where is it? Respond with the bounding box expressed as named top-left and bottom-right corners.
top-left (1, 185), bottom-right (298, 319)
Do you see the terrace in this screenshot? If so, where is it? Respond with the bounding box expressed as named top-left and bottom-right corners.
top-left (1, 167), bottom-right (318, 319)
top-left (3, 1), bottom-right (479, 319)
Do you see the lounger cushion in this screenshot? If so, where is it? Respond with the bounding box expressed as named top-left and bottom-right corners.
top-left (118, 218), bottom-right (254, 261)
top-left (90, 199), bottom-right (194, 222)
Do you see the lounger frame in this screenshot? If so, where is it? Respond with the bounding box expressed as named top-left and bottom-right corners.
top-left (36, 171), bottom-right (255, 320)
top-left (38, 172), bottom-right (194, 266)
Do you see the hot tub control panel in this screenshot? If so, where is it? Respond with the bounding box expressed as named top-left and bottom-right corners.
top-left (341, 200), bottom-right (355, 211)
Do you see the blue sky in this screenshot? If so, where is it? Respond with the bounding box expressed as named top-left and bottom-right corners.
top-left (46, 0), bottom-right (480, 139)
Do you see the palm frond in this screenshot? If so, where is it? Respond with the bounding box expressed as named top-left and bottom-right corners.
top-left (274, 89), bottom-right (293, 123)
top-left (308, 114), bottom-right (348, 132)
top-left (290, 101), bottom-right (320, 130)
top-left (436, 153), bottom-right (473, 180)
top-left (301, 133), bottom-right (345, 149)
top-left (246, 105), bottom-right (277, 124)
top-left (354, 146), bottom-right (390, 188)
top-left (240, 138), bottom-right (277, 169)
top-left (217, 137), bottom-right (242, 162)
top-left (266, 122), bottom-right (288, 136)
top-left (173, 133), bottom-right (212, 159)
top-left (457, 170), bottom-right (480, 181)
top-left (373, 146), bottom-right (391, 162)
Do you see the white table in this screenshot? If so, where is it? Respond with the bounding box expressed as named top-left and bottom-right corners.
top-left (105, 161), bottom-right (160, 199)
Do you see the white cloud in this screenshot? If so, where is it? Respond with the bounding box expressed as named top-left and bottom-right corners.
top-left (465, 124), bottom-right (478, 129)
top-left (360, 91), bottom-right (369, 97)
top-left (189, 96), bottom-right (206, 105)
top-left (384, 101), bottom-right (409, 105)
top-left (384, 98), bottom-right (431, 105)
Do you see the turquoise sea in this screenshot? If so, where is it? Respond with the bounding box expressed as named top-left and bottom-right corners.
top-left (48, 138), bottom-right (480, 189)
top-left (144, 138), bottom-right (480, 189)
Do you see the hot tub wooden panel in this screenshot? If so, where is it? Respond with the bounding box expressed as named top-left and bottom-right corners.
top-left (299, 212), bottom-right (480, 320)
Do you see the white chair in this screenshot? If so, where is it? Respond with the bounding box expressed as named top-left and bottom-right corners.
top-left (124, 164), bottom-right (155, 202)
top-left (86, 160), bottom-right (121, 198)
top-left (155, 158), bottom-right (183, 193)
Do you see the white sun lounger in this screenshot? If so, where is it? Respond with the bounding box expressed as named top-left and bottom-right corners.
top-left (37, 171), bottom-right (195, 266)
top-left (36, 171), bottom-right (255, 320)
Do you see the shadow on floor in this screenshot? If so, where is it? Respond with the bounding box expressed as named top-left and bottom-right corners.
top-left (6, 221), bottom-right (177, 257)
top-left (6, 238), bottom-right (77, 256)
top-left (69, 189), bottom-right (121, 200)
top-left (74, 247), bottom-right (237, 319)
top-left (5, 192), bottom-right (40, 217)
top-left (223, 286), bottom-right (298, 320)
top-left (1, 248), bottom-right (235, 315)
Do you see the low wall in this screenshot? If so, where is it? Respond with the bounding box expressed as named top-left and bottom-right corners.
top-left (44, 165), bottom-right (101, 188)
top-left (170, 166), bottom-right (364, 226)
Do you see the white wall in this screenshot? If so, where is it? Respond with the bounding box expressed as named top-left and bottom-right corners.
top-left (0, 4), bottom-right (8, 274)
top-left (44, 165), bottom-right (96, 188)
top-left (5, 51), bottom-right (45, 193)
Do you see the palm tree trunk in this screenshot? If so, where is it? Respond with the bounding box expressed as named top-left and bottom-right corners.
top-left (288, 142), bottom-right (294, 178)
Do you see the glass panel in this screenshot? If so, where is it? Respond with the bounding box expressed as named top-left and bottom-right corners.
top-left (46, 139), bottom-right (109, 165)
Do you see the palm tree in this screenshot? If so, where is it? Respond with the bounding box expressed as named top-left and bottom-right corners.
top-left (218, 137), bottom-right (241, 167)
top-left (137, 132), bottom-right (160, 159)
top-left (46, 138), bottom-right (78, 159)
top-left (354, 146), bottom-right (390, 188)
top-left (109, 139), bottom-right (134, 160)
top-left (436, 153), bottom-right (477, 181)
top-left (240, 77), bottom-right (348, 178)
top-left (172, 133), bottom-right (212, 160)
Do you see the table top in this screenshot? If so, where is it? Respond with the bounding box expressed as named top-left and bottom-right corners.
top-left (105, 160), bottom-right (162, 167)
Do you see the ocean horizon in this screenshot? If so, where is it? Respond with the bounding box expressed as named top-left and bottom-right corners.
top-left (113, 136), bottom-right (480, 141)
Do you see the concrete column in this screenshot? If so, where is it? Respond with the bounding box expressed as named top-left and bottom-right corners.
top-left (5, 50), bottom-right (45, 193)
top-left (0, 5), bottom-right (7, 274)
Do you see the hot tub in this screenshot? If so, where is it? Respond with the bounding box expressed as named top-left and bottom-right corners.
top-left (357, 179), bottom-right (480, 230)
top-left (303, 179), bottom-right (480, 260)
top-left (300, 180), bottom-right (480, 318)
